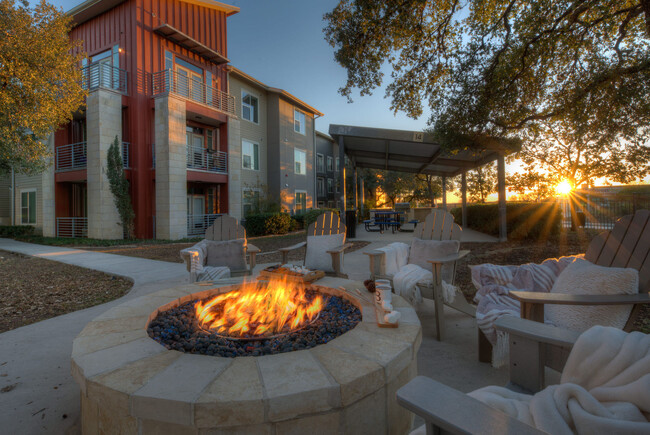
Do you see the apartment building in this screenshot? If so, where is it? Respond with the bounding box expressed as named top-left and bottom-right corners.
top-left (227, 67), bottom-right (323, 221)
top-left (315, 131), bottom-right (341, 209)
top-left (1, 0), bottom-right (240, 239)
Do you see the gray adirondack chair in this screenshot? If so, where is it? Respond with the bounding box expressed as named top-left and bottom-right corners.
top-left (479, 209), bottom-right (650, 363)
top-left (180, 215), bottom-right (260, 282)
top-left (278, 211), bottom-right (352, 278)
top-left (365, 209), bottom-right (475, 340)
top-left (397, 316), bottom-right (580, 434)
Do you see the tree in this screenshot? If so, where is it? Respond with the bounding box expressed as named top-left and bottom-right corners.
top-left (324, 1), bottom-right (650, 141)
top-left (0, 0), bottom-right (85, 175)
top-left (458, 163), bottom-right (497, 203)
top-left (506, 170), bottom-right (556, 202)
top-left (107, 136), bottom-right (134, 238)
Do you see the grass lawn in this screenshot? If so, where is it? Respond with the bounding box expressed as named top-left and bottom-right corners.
top-left (0, 250), bottom-right (132, 333)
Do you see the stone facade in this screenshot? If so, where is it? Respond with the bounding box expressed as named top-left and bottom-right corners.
top-left (41, 135), bottom-right (56, 237)
top-left (227, 118), bottom-right (243, 221)
top-left (86, 88), bottom-right (123, 239)
top-left (155, 96), bottom-right (188, 240)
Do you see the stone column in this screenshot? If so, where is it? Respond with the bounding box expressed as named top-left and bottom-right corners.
top-left (338, 135), bottom-right (346, 214)
top-left (461, 172), bottom-right (467, 228)
top-left (442, 176), bottom-right (447, 210)
top-left (228, 118), bottom-right (242, 222)
top-left (155, 96), bottom-right (188, 240)
top-left (41, 134), bottom-right (56, 237)
top-left (497, 154), bottom-right (507, 241)
top-left (86, 89), bottom-right (123, 239)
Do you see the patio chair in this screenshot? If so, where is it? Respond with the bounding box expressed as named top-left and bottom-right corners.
top-left (180, 215), bottom-right (260, 282)
top-left (365, 209), bottom-right (475, 340)
top-left (278, 211), bottom-right (352, 278)
top-left (397, 317), bottom-right (650, 434)
top-left (478, 209), bottom-right (650, 363)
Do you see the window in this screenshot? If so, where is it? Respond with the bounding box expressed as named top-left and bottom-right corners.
top-left (317, 178), bottom-right (325, 196)
top-left (294, 149), bottom-right (306, 175)
top-left (20, 189), bottom-right (36, 225)
top-left (243, 189), bottom-right (260, 216)
top-left (295, 191), bottom-right (307, 214)
top-left (294, 109), bottom-right (306, 135)
top-left (327, 178), bottom-right (333, 193)
top-left (242, 140), bottom-right (259, 170)
top-left (335, 157), bottom-right (340, 172)
top-left (336, 179), bottom-right (340, 193)
top-left (242, 91), bottom-right (259, 123)
top-left (317, 154), bottom-right (324, 172)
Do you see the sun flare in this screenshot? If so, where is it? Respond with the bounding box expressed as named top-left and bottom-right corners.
top-left (556, 180), bottom-right (573, 195)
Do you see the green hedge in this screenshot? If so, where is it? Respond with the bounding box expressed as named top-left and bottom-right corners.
top-left (244, 213), bottom-right (294, 237)
top-left (0, 225), bottom-right (35, 237)
top-left (450, 202), bottom-right (562, 240)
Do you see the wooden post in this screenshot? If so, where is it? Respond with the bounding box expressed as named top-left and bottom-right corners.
top-left (442, 176), bottom-right (447, 211)
top-left (497, 154), bottom-right (507, 241)
top-left (353, 166), bottom-right (358, 211)
top-left (360, 177), bottom-right (365, 218)
top-left (461, 172), bottom-right (467, 228)
top-left (338, 135), bottom-right (346, 215)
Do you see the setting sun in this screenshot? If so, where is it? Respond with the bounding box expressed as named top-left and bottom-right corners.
top-left (556, 180), bottom-right (573, 195)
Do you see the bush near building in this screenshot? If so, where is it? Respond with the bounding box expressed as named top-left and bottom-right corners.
top-left (0, 226), bottom-right (34, 237)
top-left (244, 213), bottom-right (294, 237)
top-left (451, 202), bottom-right (562, 240)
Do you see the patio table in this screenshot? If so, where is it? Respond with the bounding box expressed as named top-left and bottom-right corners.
top-left (373, 211), bottom-right (404, 233)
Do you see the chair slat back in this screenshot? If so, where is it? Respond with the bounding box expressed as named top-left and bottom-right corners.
top-left (308, 211), bottom-right (346, 238)
top-left (204, 215), bottom-right (246, 241)
top-left (414, 209), bottom-right (462, 241)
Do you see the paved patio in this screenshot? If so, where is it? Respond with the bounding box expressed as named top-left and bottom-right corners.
top-left (0, 234), bottom-right (505, 434)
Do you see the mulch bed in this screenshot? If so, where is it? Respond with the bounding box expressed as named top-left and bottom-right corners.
top-left (0, 250), bottom-right (131, 333)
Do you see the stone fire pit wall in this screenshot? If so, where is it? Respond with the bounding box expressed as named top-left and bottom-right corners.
top-left (71, 277), bottom-right (422, 434)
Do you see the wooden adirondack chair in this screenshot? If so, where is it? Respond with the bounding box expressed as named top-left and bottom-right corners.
top-left (180, 215), bottom-right (260, 282)
top-left (278, 211), bottom-right (352, 278)
top-left (479, 210), bottom-right (650, 363)
top-left (365, 209), bottom-right (475, 340)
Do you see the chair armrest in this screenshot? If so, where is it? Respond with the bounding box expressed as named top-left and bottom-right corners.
top-left (364, 250), bottom-right (387, 279)
top-left (495, 316), bottom-right (580, 349)
top-left (278, 241), bottom-right (307, 252)
top-left (180, 249), bottom-right (199, 272)
top-left (326, 243), bottom-right (353, 254)
top-left (427, 250), bottom-right (470, 265)
top-left (510, 291), bottom-right (650, 306)
top-left (363, 250), bottom-right (386, 258)
top-left (397, 376), bottom-right (544, 435)
top-left (247, 244), bottom-right (260, 254)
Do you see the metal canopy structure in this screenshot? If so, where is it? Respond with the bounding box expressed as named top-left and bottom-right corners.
top-left (154, 24), bottom-right (230, 65)
top-left (328, 124), bottom-right (520, 241)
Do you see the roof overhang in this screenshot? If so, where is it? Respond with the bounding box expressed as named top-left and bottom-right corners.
top-left (154, 24), bottom-right (229, 65)
top-left (178, 0), bottom-right (239, 16)
top-left (329, 124), bottom-right (520, 177)
top-left (68, 0), bottom-right (126, 26)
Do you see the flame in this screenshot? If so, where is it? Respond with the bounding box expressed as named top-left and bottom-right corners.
top-left (195, 277), bottom-right (325, 339)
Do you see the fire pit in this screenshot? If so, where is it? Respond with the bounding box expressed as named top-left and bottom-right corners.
top-left (71, 277), bottom-right (421, 434)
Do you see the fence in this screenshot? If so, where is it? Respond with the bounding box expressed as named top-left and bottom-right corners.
top-left (559, 194), bottom-right (650, 230)
top-left (56, 142), bottom-right (87, 172)
top-left (81, 63), bottom-right (128, 94)
top-left (187, 214), bottom-right (221, 237)
top-left (56, 217), bottom-right (88, 238)
top-left (186, 146), bottom-right (227, 173)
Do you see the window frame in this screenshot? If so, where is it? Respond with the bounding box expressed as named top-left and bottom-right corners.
top-left (335, 157), bottom-right (340, 172)
top-left (294, 148), bottom-right (307, 175)
top-left (242, 188), bottom-right (261, 217)
top-left (327, 156), bottom-right (333, 172)
top-left (316, 153), bottom-right (325, 173)
top-left (317, 177), bottom-right (325, 196)
top-left (241, 89), bottom-right (260, 124)
top-left (294, 109), bottom-right (306, 135)
top-left (295, 190), bottom-right (307, 214)
top-left (20, 188), bottom-right (36, 225)
top-left (242, 139), bottom-right (260, 171)
top-left (327, 178), bottom-right (333, 193)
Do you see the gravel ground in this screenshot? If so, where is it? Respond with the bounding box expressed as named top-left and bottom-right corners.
top-left (0, 250), bottom-right (132, 333)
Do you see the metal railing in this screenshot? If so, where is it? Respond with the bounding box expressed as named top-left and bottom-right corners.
top-left (122, 142), bottom-right (130, 168)
top-left (81, 63), bottom-right (128, 94)
top-left (56, 217), bottom-right (88, 238)
top-left (152, 69), bottom-right (236, 116)
top-left (56, 142), bottom-right (87, 172)
top-left (187, 146), bottom-right (227, 173)
top-left (560, 194), bottom-right (650, 230)
top-left (187, 214), bottom-right (222, 236)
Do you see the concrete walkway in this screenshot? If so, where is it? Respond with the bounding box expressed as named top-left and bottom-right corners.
top-left (0, 237), bottom-right (506, 434)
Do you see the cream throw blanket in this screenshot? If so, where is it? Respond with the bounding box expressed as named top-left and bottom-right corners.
top-left (469, 326), bottom-right (650, 434)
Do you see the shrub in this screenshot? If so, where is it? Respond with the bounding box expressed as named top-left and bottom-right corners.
top-left (244, 213), bottom-right (293, 237)
top-left (450, 202), bottom-right (562, 240)
top-left (0, 225), bottom-right (35, 237)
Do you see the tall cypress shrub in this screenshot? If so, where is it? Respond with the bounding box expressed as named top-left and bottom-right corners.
top-left (107, 136), bottom-right (135, 238)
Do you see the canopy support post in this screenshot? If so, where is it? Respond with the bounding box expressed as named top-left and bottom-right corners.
top-left (497, 154), bottom-right (507, 241)
top-left (442, 176), bottom-right (447, 210)
top-left (360, 177), bottom-right (365, 218)
top-left (338, 135), bottom-right (346, 215)
top-left (461, 172), bottom-right (467, 228)
top-left (353, 165), bottom-right (358, 211)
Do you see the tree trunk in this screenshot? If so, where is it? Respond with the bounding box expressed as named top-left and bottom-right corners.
top-left (643, 0), bottom-right (650, 37)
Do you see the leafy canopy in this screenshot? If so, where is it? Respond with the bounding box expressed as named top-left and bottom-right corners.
top-left (0, 0), bottom-right (85, 175)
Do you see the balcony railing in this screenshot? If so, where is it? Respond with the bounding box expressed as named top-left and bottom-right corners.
top-left (187, 146), bottom-right (227, 173)
top-left (81, 63), bottom-right (128, 94)
top-left (56, 142), bottom-right (87, 172)
top-left (56, 217), bottom-right (88, 238)
top-left (187, 214), bottom-right (222, 237)
top-left (122, 142), bottom-right (130, 168)
top-left (152, 69), bottom-right (236, 117)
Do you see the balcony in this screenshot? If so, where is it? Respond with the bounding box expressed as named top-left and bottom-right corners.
top-left (187, 213), bottom-right (221, 237)
top-left (152, 69), bottom-right (236, 117)
top-left (56, 217), bottom-right (88, 238)
top-left (56, 142), bottom-right (130, 172)
top-left (187, 146), bottom-right (227, 174)
top-left (81, 63), bottom-right (128, 94)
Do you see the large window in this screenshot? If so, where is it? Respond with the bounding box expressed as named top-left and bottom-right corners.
top-left (327, 156), bottom-right (333, 172)
top-left (295, 191), bottom-right (307, 214)
top-left (335, 157), bottom-right (340, 172)
top-left (317, 154), bottom-right (324, 172)
top-left (327, 178), bottom-right (333, 193)
top-left (20, 189), bottom-right (36, 225)
top-left (243, 189), bottom-right (260, 216)
top-left (294, 109), bottom-right (306, 135)
top-left (317, 178), bottom-right (325, 196)
top-left (242, 91), bottom-right (259, 123)
top-left (242, 140), bottom-right (259, 170)
top-left (294, 149), bottom-right (306, 175)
